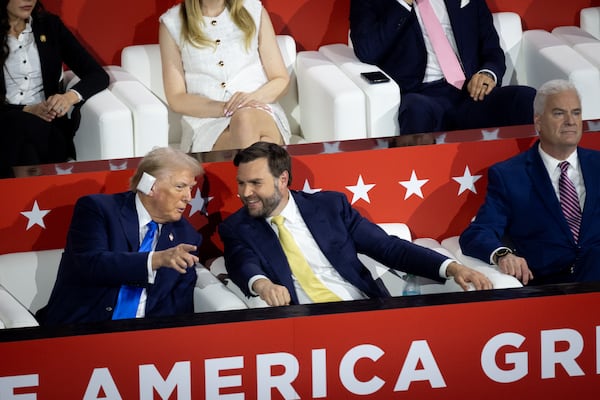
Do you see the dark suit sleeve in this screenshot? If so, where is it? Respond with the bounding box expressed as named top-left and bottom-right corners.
top-left (460, 165), bottom-right (510, 263)
top-left (219, 219), bottom-right (271, 298)
top-left (332, 192), bottom-right (447, 282)
top-left (65, 195), bottom-right (150, 287)
top-left (349, 0), bottom-right (412, 65)
top-left (50, 14), bottom-right (109, 100)
top-left (468, 0), bottom-right (506, 81)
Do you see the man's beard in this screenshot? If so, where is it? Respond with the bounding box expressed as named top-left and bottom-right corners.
top-left (244, 185), bottom-right (282, 218)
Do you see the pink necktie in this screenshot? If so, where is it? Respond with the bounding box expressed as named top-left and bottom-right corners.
top-left (558, 161), bottom-right (582, 242)
top-left (416, 0), bottom-right (466, 89)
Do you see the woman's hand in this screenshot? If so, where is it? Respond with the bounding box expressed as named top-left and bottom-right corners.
top-left (23, 91), bottom-right (80, 121)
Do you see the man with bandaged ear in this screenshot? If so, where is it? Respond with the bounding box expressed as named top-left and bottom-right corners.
top-left (37, 147), bottom-right (204, 326)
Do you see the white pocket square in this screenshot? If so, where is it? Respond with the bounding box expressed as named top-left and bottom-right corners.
top-left (460, 0), bottom-right (470, 8)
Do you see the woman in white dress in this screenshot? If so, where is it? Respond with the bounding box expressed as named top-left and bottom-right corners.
top-left (159, 0), bottom-right (291, 153)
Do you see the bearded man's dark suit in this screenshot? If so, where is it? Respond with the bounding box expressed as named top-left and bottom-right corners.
top-left (219, 190), bottom-right (448, 304)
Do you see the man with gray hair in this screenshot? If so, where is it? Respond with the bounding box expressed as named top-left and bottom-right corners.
top-left (38, 147), bottom-right (204, 325)
top-left (460, 79), bottom-right (600, 285)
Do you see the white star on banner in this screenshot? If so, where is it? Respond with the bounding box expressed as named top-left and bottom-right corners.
top-left (399, 170), bottom-right (429, 199)
top-left (322, 142), bottom-right (341, 154)
top-left (54, 165), bottom-right (73, 175)
top-left (452, 166), bottom-right (482, 195)
top-left (302, 179), bottom-right (322, 194)
top-left (21, 201), bottom-right (51, 230)
top-left (346, 175), bottom-right (376, 205)
top-left (188, 188), bottom-right (213, 217)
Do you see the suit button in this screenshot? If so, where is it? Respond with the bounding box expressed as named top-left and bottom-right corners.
top-left (106, 306), bottom-right (113, 312)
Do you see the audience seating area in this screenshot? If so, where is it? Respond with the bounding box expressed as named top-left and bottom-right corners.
top-left (317, 10), bottom-right (600, 132)
top-left (65, 7), bottom-right (600, 159)
top-left (0, 223), bottom-right (521, 329)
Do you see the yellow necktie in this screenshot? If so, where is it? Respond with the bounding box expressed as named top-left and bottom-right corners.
top-left (271, 215), bottom-right (341, 303)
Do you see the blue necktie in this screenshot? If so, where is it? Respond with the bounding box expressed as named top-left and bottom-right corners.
top-left (112, 221), bottom-right (158, 320)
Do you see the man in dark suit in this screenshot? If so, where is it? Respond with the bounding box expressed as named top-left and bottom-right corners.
top-left (37, 147), bottom-right (203, 325)
top-left (219, 142), bottom-right (492, 306)
top-left (460, 79), bottom-right (600, 285)
top-left (349, 0), bottom-right (535, 134)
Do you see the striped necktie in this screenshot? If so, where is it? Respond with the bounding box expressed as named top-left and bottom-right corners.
top-left (558, 161), bottom-right (582, 242)
top-left (112, 220), bottom-right (158, 320)
top-left (271, 215), bottom-right (341, 303)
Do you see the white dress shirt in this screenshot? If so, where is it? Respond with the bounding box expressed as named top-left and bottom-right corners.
top-left (135, 194), bottom-right (161, 317)
top-left (4, 17), bottom-right (45, 105)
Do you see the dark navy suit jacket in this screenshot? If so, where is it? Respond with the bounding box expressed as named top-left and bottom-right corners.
top-left (349, 0), bottom-right (505, 92)
top-left (219, 191), bottom-right (447, 304)
top-left (38, 191), bottom-right (201, 325)
top-left (460, 142), bottom-right (600, 283)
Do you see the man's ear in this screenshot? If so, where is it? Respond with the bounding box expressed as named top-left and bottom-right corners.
top-left (280, 170), bottom-right (289, 187)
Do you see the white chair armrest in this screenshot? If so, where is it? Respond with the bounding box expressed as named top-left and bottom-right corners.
top-left (319, 43), bottom-right (400, 137)
top-left (492, 12), bottom-right (524, 86)
top-left (580, 7), bottom-right (600, 40)
top-left (296, 50), bottom-right (367, 142)
top-left (63, 69), bottom-right (134, 161)
top-left (0, 285), bottom-right (39, 328)
top-left (441, 236), bottom-right (523, 289)
top-left (377, 223), bottom-right (412, 241)
top-left (109, 81), bottom-right (169, 156)
top-left (210, 258), bottom-right (270, 308)
top-left (194, 266), bottom-right (248, 312)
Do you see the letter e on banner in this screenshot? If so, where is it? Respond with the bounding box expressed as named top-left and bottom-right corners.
top-left (0, 374), bottom-right (38, 400)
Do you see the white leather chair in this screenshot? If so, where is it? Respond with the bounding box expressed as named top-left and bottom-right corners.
top-left (63, 71), bottom-right (134, 161)
top-left (194, 265), bottom-right (249, 312)
top-left (580, 7), bottom-right (600, 40)
top-left (119, 35), bottom-right (304, 150)
top-left (317, 44), bottom-right (400, 138)
top-left (295, 50), bottom-right (369, 142)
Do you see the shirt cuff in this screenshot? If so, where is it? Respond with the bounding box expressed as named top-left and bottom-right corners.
top-left (439, 258), bottom-right (455, 279)
top-left (69, 88), bottom-right (83, 102)
top-left (490, 246), bottom-right (511, 265)
top-left (477, 69), bottom-right (498, 84)
top-left (249, 274), bottom-right (269, 295)
top-left (146, 251), bottom-right (156, 284)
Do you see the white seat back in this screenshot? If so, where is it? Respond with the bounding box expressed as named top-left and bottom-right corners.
top-left (0, 249), bottom-right (62, 314)
top-left (581, 7), bottom-right (600, 40)
top-left (492, 12), bottom-right (524, 86)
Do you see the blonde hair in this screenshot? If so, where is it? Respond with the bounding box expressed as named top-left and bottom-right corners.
top-left (180, 0), bottom-right (256, 51)
top-left (129, 147), bottom-right (203, 192)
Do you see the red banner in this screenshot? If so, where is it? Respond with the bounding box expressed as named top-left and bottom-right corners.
top-left (1, 292), bottom-right (599, 399)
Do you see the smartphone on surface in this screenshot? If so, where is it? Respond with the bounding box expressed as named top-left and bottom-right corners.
top-left (360, 71), bottom-right (391, 84)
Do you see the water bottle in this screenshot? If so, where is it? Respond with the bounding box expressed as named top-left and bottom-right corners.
top-left (402, 274), bottom-right (421, 296)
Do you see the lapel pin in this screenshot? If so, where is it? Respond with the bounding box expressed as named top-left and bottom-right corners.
top-left (40, 35), bottom-right (46, 43)
top-left (169, 233), bottom-right (174, 241)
